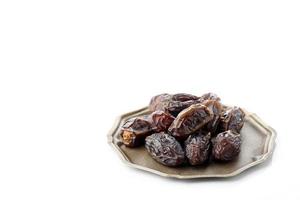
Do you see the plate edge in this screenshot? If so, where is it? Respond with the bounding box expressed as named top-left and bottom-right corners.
top-left (107, 107), bottom-right (276, 179)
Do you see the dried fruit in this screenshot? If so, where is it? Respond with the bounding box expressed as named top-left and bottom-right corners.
top-left (121, 116), bottom-right (152, 147)
top-left (172, 93), bottom-right (199, 102)
top-left (149, 93), bottom-right (172, 112)
top-left (121, 111), bottom-right (174, 147)
top-left (150, 110), bottom-right (175, 132)
top-left (212, 130), bottom-right (241, 161)
top-left (168, 104), bottom-right (213, 140)
top-left (185, 131), bottom-right (211, 165)
top-left (201, 100), bottom-right (223, 135)
top-left (149, 93), bottom-right (200, 117)
top-left (199, 92), bottom-right (220, 102)
top-left (145, 133), bottom-right (185, 167)
top-left (165, 100), bottom-right (199, 116)
top-left (219, 106), bottom-right (245, 133)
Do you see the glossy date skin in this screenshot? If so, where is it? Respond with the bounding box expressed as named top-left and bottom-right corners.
top-left (149, 93), bottom-right (201, 117)
top-left (218, 106), bottom-right (245, 133)
top-left (168, 104), bottom-right (213, 140)
top-left (199, 92), bottom-right (220, 102)
top-left (150, 110), bottom-right (175, 132)
top-left (165, 100), bottom-right (200, 116)
top-left (212, 130), bottom-right (241, 161)
top-left (149, 93), bottom-right (172, 112)
top-left (121, 116), bottom-right (153, 147)
top-left (201, 100), bottom-right (223, 135)
top-left (145, 133), bottom-right (185, 167)
top-left (121, 111), bottom-right (174, 147)
top-left (184, 132), bottom-right (211, 165)
top-left (172, 93), bottom-right (199, 102)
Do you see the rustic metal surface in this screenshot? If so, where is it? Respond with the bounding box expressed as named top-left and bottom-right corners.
top-left (107, 107), bottom-right (276, 179)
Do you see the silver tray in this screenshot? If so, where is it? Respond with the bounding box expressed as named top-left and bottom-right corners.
top-left (107, 107), bottom-right (276, 179)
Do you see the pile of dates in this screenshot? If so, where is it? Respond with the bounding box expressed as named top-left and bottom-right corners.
top-left (120, 93), bottom-right (245, 167)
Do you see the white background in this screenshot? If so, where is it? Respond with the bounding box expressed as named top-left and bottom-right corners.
top-left (0, 0), bottom-right (299, 199)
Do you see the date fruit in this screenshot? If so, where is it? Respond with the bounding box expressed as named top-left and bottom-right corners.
top-left (172, 93), bottom-right (199, 102)
top-left (199, 92), bottom-right (220, 102)
top-left (212, 130), bottom-right (241, 161)
top-left (168, 104), bottom-right (213, 140)
top-left (121, 116), bottom-right (152, 147)
top-left (218, 106), bottom-right (245, 133)
top-left (121, 111), bottom-right (174, 147)
top-left (150, 110), bottom-right (175, 132)
top-left (201, 100), bottom-right (223, 135)
top-left (165, 100), bottom-right (199, 116)
top-left (145, 133), bottom-right (185, 167)
top-left (149, 93), bottom-right (201, 117)
top-left (185, 131), bottom-right (211, 165)
top-left (149, 93), bottom-right (172, 112)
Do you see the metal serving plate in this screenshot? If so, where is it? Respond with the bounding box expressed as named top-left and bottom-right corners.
top-left (107, 107), bottom-right (276, 179)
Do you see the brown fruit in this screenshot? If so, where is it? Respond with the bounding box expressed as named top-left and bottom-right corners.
top-left (120, 116), bottom-right (152, 147)
top-left (199, 92), bottom-right (220, 102)
top-left (168, 104), bottom-right (213, 140)
top-left (145, 133), bottom-right (185, 167)
top-left (185, 131), bottom-right (211, 165)
top-left (212, 130), bottom-right (241, 161)
top-left (121, 111), bottom-right (174, 147)
top-left (219, 106), bottom-right (245, 133)
top-left (149, 93), bottom-right (172, 112)
top-left (201, 100), bottom-right (223, 135)
top-left (150, 110), bottom-right (175, 132)
top-left (172, 93), bottom-right (199, 102)
top-left (149, 93), bottom-right (200, 117)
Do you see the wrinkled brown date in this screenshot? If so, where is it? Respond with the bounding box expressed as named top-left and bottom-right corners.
top-left (149, 93), bottom-right (200, 117)
top-left (185, 131), bottom-right (211, 165)
top-left (149, 93), bottom-right (172, 112)
top-left (165, 100), bottom-right (200, 116)
top-left (121, 111), bottom-right (174, 147)
top-left (199, 92), bottom-right (220, 102)
top-left (121, 116), bottom-right (153, 147)
top-left (201, 100), bottom-right (223, 135)
top-left (150, 110), bottom-right (175, 132)
top-left (145, 133), bottom-right (185, 167)
top-left (172, 93), bottom-right (199, 102)
top-left (168, 104), bottom-right (213, 140)
top-left (218, 106), bottom-right (245, 133)
top-left (212, 130), bottom-right (241, 161)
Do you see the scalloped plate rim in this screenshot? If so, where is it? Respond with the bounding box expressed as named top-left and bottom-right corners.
top-left (107, 107), bottom-right (276, 179)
